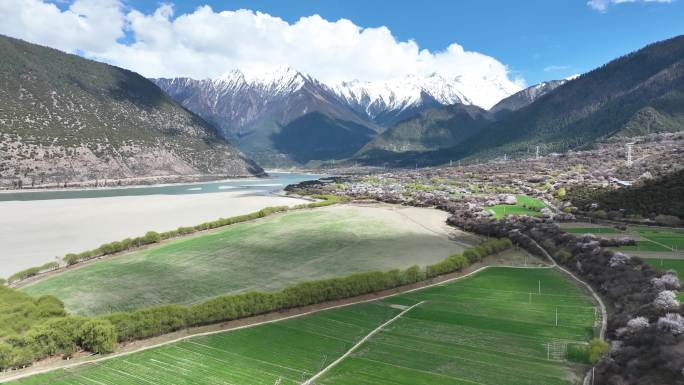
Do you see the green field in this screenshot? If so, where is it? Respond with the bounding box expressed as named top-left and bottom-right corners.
top-left (634, 228), bottom-right (684, 250)
top-left (562, 227), bottom-right (620, 234)
top-left (643, 258), bottom-right (684, 277)
top-left (489, 195), bottom-right (546, 219)
top-left (12, 268), bottom-right (597, 385)
top-left (612, 228), bottom-right (684, 252)
top-left (22, 205), bottom-right (463, 315)
top-left (560, 224), bottom-right (684, 253)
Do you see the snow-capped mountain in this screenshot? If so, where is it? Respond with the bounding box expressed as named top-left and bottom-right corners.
top-left (331, 74), bottom-right (470, 127)
top-left (154, 66), bottom-right (379, 166)
top-left (489, 79), bottom-right (567, 114)
top-left (331, 72), bottom-right (521, 126)
top-left (153, 66), bottom-right (522, 165)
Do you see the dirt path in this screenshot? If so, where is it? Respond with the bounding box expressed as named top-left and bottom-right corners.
top-left (301, 301), bottom-right (425, 385)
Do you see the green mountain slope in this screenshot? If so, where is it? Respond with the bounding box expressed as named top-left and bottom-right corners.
top-left (357, 35), bottom-right (684, 167)
top-left (0, 35), bottom-right (263, 187)
top-left (355, 104), bottom-right (491, 163)
top-left (272, 112), bottom-right (376, 164)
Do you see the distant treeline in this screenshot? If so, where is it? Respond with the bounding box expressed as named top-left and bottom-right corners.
top-left (0, 238), bottom-right (511, 371)
top-left (568, 169), bottom-right (684, 222)
top-left (6, 195), bottom-right (347, 284)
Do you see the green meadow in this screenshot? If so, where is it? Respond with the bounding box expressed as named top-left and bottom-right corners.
top-left (22, 205), bottom-right (463, 315)
top-left (12, 267), bottom-right (597, 385)
top-left (489, 194), bottom-right (546, 219)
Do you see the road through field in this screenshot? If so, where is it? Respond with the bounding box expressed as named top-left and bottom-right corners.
top-left (301, 301), bottom-right (425, 385)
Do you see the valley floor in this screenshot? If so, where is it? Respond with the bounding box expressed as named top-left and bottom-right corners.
top-left (21, 203), bottom-right (473, 315)
top-left (6, 267), bottom-right (596, 385)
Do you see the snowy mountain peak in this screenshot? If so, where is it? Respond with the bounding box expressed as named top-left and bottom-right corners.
top-left (330, 73), bottom-right (471, 121)
top-left (214, 65), bottom-right (312, 95)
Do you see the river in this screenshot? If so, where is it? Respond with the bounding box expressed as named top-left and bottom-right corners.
top-left (0, 172), bottom-right (320, 277)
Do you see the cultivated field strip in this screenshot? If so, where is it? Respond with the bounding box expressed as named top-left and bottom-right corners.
top-left (10, 268), bottom-right (596, 385)
top-left (317, 267), bottom-right (595, 385)
top-left (22, 206), bottom-right (461, 315)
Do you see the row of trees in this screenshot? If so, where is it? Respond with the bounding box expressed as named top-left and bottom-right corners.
top-left (7, 261), bottom-right (59, 283)
top-left (0, 238), bottom-right (509, 371)
top-left (6, 195), bottom-right (349, 284)
top-left (105, 238), bottom-right (510, 343)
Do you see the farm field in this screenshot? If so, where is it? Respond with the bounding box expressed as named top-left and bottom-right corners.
top-left (643, 258), bottom-right (684, 277)
top-left (562, 227), bottom-right (620, 234)
top-left (22, 204), bottom-right (466, 315)
top-left (559, 224), bottom-right (684, 253)
top-left (10, 267), bottom-right (597, 385)
top-left (489, 194), bottom-right (545, 219)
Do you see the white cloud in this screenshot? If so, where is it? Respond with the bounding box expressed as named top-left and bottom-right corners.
top-left (587, 0), bottom-right (673, 12)
top-left (0, 0), bottom-right (523, 91)
top-left (0, 0), bottom-right (124, 54)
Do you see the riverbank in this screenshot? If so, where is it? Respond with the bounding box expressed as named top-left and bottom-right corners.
top-left (0, 191), bottom-right (310, 277)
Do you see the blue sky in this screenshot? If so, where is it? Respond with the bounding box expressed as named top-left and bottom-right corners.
top-left (3, 0), bottom-right (681, 90)
top-left (119, 0), bottom-right (683, 84)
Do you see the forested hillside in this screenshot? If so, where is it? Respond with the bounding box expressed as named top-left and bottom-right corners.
top-left (569, 168), bottom-right (684, 220)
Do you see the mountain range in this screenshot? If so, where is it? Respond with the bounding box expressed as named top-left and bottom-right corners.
top-left (356, 35), bottom-right (684, 166)
top-left (0, 35), bottom-right (263, 188)
top-left (3, 33), bottom-right (682, 178)
top-left (154, 66), bottom-right (521, 166)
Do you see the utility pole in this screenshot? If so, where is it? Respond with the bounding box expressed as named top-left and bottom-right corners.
top-left (555, 307), bottom-right (558, 326)
top-left (538, 280), bottom-right (541, 295)
top-left (535, 145), bottom-right (540, 160)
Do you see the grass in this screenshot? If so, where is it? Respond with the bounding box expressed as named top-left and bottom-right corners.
top-left (12, 268), bottom-right (597, 385)
top-left (634, 228), bottom-right (684, 251)
top-left (22, 205), bottom-right (462, 315)
top-left (489, 194), bottom-right (545, 219)
top-left (561, 224), bottom-right (684, 253)
top-left (613, 228), bottom-right (684, 252)
top-left (562, 227), bottom-right (620, 234)
top-left (614, 241), bottom-right (673, 252)
top-left (642, 258), bottom-right (684, 277)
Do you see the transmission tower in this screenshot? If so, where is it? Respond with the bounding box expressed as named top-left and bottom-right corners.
top-left (626, 143), bottom-right (634, 167)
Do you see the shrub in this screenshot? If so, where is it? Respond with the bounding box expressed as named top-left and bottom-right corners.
top-left (587, 338), bottom-right (610, 363)
top-left (35, 295), bottom-right (67, 317)
top-left (554, 250), bottom-right (573, 263)
top-left (26, 317), bottom-right (83, 358)
top-left (142, 231), bottom-right (161, 244)
top-left (654, 214), bottom-right (682, 226)
top-left (39, 261), bottom-right (60, 271)
top-left (64, 253), bottom-right (80, 266)
top-left (7, 267), bottom-right (41, 283)
top-left (0, 342), bottom-right (13, 370)
top-left (78, 319), bottom-right (116, 354)
top-left (566, 343), bottom-right (590, 363)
